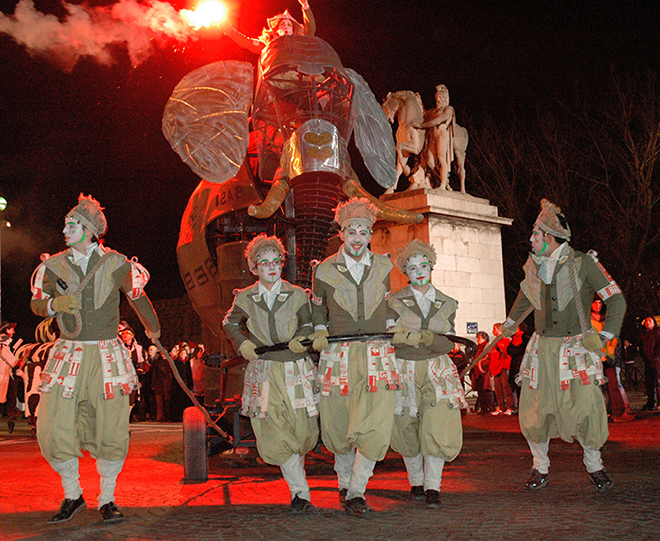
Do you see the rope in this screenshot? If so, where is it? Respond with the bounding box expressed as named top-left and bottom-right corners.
top-left (56, 252), bottom-right (113, 339)
top-left (151, 338), bottom-right (232, 444)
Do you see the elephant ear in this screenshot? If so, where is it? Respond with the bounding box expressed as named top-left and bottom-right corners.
top-left (162, 61), bottom-right (254, 184)
top-left (345, 68), bottom-right (397, 189)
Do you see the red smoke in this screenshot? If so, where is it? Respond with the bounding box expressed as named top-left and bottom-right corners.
top-left (0, 0), bottom-right (202, 70)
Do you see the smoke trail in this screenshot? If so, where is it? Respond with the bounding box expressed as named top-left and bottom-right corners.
top-left (0, 0), bottom-right (202, 71)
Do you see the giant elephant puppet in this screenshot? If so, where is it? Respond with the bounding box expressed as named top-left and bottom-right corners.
top-left (162, 34), bottom-right (422, 345)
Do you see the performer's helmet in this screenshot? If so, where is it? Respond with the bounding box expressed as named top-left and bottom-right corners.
top-left (395, 239), bottom-right (437, 275)
top-left (244, 234), bottom-right (287, 274)
top-left (334, 198), bottom-right (379, 231)
top-left (266, 10), bottom-right (303, 33)
top-left (534, 199), bottom-right (571, 241)
top-left (66, 193), bottom-right (107, 238)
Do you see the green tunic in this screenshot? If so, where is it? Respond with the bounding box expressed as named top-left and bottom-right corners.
top-left (507, 246), bottom-right (626, 448)
top-left (311, 249), bottom-right (397, 461)
top-left (388, 285), bottom-right (464, 460)
top-left (31, 246), bottom-right (160, 463)
top-left (223, 280), bottom-right (319, 465)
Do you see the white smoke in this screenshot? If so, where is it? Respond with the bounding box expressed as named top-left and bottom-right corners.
top-left (0, 0), bottom-right (201, 70)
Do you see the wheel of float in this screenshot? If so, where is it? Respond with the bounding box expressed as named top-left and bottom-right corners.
top-left (183, 406), bottom-right (208, 483)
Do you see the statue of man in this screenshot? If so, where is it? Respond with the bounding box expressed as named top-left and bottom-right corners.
top-left (417, 84), bottom-right (456, 190)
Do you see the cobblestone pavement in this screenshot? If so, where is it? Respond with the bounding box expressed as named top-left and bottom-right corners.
top-left (1, 390), bottom-right (659, 541)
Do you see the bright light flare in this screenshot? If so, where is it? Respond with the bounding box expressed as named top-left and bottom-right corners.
top-left (182, 1), bottom-right (228, 29)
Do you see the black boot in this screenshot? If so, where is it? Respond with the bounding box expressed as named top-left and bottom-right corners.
top-left (99, 501), bottom-right (125, 524)
top-left (47, 496), bottom-right (86, 524)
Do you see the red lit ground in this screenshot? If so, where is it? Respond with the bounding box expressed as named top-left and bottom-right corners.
top-left (1, 390), bottom-right (659, 540)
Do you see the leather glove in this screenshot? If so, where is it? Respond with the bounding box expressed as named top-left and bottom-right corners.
top-left (389, 325), bottom-right (410, 345)
top-left (308, 329), bottom-right (329, 351)
top-left (582, 330), bottom-right (604, 353)
top-left (420, 329), bottom-right (435, 347)
top-left (52, 295), bottom-right (80, 314)
top-left (239, 340), bottom-right (258, 361)
top-left (500, 324), bottom-right (516, 338)
top-left (288, 336), bottom-right (308, 354)
top-left (405, 330), bottom-right (422, 347)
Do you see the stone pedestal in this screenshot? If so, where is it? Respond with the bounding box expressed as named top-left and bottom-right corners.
top-left (372, 189), bottom-right (513, 338)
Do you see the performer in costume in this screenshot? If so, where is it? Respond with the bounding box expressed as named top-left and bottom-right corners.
top-left (388, 240), bottom-right (466, 509)
top-left (221, 0), bottom-right (315, 54)
top-left (502, 199), bottom-right (626, 491)
top-left (31, 194), bottom-right (160, 524)
top-left (309, 198), bottom-right (401, 517)
top-left (223, 234), bottom-right (319, 513)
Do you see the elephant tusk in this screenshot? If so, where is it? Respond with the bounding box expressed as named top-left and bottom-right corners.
top-left (342, 177), bottom-right (423, 224)
top-left (248, 177), bottom-right (290, 219)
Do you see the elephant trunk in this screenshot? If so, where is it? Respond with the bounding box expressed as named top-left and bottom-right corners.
top-left (248, 175), bottom-right (290, 219)
top-left (342, 177), bottom-right (423, 224)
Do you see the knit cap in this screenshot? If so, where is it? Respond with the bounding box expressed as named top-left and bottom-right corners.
top-left (535, 199), bottom-right (571, 241)
top-left (66, 194), bottom-right (107, 237)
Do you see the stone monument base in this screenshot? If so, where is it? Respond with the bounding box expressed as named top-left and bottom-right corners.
top-left (373, 188), bottom-right (512, 338)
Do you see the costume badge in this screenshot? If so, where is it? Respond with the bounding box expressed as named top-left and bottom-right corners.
top-left (277, 293), bottom-right (288, 302)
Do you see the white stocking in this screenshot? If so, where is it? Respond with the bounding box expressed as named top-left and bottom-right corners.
top-left (423, 455), bottom-right (446, 492)
top-left (403, 454), bottom-right (424, 487)
top-left (347, 450), bottom-right (376, 500)
top-left (280, 453), bottom-right (310, 500)
top-left (527, 440), bottom-right (550, 474)
top-left (334, 449), bottom-right (355, 490)
top-left (578, 438), bottom-right (604, 473)
top-left (49, 457), bottom-right (83, 500)
top-left (96, 458), bottom-right (124, 508)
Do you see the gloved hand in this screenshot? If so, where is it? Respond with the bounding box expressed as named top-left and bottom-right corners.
top-left (52, 295), bottom-right (80, 314)
top-left (582, 330), bottom-right (604, 353)
top-left (389, 325), bottom-right (410, 345)
top-left (308, 329), bottom-right (329, 351)
top-left (288, 336), bottom-right (308, 354)
top-left (145, 328), bottom-right (161, 341)
top-left (239, 340), bottom-right (258, 361)
top-left (405, 330), bottom-right (422, 347)
top-left (500, 324), bottom-right (516, 338)
top-left (420, 329), bottom-right (436, 347)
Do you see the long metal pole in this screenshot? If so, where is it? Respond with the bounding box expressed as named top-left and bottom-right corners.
top-left (0, 220), bottom-right (3, 322)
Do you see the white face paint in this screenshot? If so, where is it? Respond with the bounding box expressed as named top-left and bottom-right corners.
top-left (529, 227), bottom-right (547, 255)
top-left (255, 248), bottom-right (283, 284)
top-left (340, 223), bottom-right (372, 260)
top-left (405, 253), bottom-right (432, 288)
top-left (277, 19), bottom-right (293, 35)
top-left (63, 216), bottom-right (86, 247)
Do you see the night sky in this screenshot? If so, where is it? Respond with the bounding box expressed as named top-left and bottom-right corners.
top-left (1, 0), bottom-right (659, 342)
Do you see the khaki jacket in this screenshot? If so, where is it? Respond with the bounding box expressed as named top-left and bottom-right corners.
top-left (508, 247), bottom-right (626, 338)
top-left (31, 247), bottom-right (159, 341)
top-left (388, 285), bottom-right (457, 360)
top-left (311, 249), bottom-right (392, 335)
top-left (223, 280), bottom-right (312, 362)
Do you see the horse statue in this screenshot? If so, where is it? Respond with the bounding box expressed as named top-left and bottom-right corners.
top-left (382, 88), bottom-right (469, 194)
top-left (382, 90), bottom-right (428, 193)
